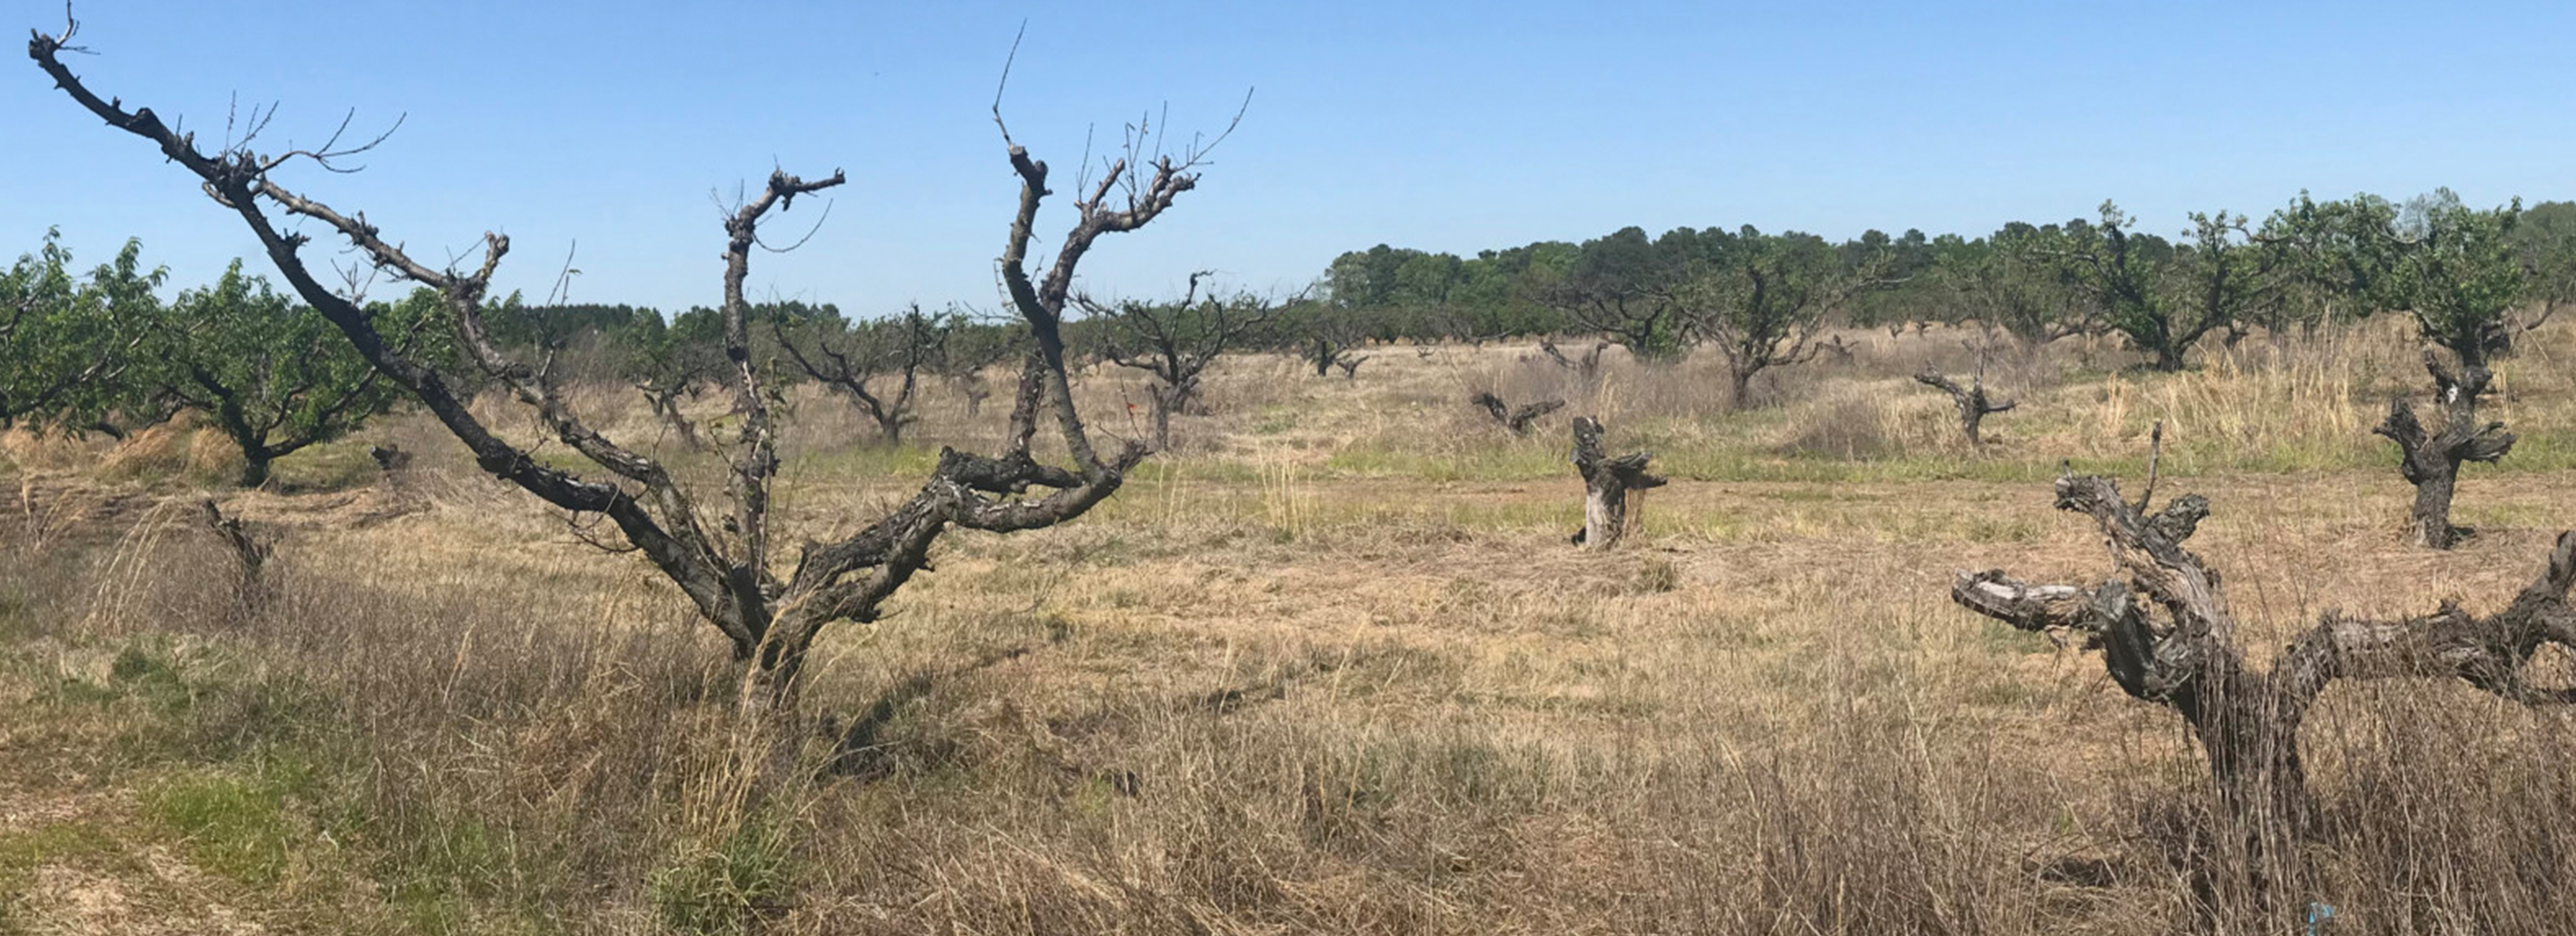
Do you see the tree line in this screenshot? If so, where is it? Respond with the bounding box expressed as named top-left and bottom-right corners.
top-left (1321, 194), bottom-right (2576, 381)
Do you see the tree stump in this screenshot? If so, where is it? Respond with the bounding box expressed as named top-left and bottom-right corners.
top-left (1570, 416), bottom-right (1664, 549)
top-left (2375, 351), bottom-right (2514, 549)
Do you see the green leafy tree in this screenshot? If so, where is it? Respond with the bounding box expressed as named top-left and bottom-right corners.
top-left (1545, 226), bottom-right (1696, 362)
top-left (2299, 189), bottom-right (2530, 548)
top-left (2510, 199), bottom-right (2576, 332)
top-left (1933, 226), bottom-right (2092, 349)
top-left (2174, 210), bottom-right (2292, 348)
top-left (0, 231), bottom-right (164, 432)
top-left (136, 263), bottom-right (428, 486)
top-left (2039, 202), bottom-right (2210, 371)
top-left (1685, 228), bottom-right (1891, 408)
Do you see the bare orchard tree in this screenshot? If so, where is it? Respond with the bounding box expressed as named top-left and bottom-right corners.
top-left (1469, 391), bottom-right (1562, 436)
top-left (933, 317), bottom-right (1025, 418)
top-left (1569, 416), bottom-right (1663, 549)
top-left (1951, 467), bottom-right (2576, 856)
top-left (1536, 337), bottom-right (1609, 388)
top-left (1084, 272), bottom-right (1278, 451)
top-left (775, 303), bottom-right (954, 444)
top-left (1912, 351), bottom-right (2014, 446)
top-left (30, 19), bottom-right (1234, 710)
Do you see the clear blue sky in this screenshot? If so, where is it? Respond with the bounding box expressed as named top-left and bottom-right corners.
top-left (9, 1), bottom-right (2571, 316)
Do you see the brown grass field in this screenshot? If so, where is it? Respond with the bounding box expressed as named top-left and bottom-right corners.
top-left (4, 319), bottom-right (2574, 934)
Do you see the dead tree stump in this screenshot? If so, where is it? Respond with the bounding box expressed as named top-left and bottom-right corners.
top-left (1913, 367), bottom-right (2014, 445)
top-left (1471, 392), bottom-right (1566, 436)
top-left (1570, 416), bottom-right (1664, 549)
top-left (200, 500), bottom-right (276, 621)
top-left (1949, 466), bottom-right (2576, 856)
top-left (2375, 350), bottom-right (2515, 549)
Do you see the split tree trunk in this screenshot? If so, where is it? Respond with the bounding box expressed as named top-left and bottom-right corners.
top-left (1914, 368), bottom-right (2014, 445)
top-left (1570, 416), bottom-right (1664, 550)
top-left (2375, 351), bottom-right (2515, 549)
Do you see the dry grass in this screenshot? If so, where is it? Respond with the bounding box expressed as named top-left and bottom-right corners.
top-left (6, 320), bottom-right (2576, 933)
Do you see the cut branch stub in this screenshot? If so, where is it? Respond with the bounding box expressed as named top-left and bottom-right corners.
top-left (1948, 464), bottom-right (2576, 844)
top-left (1570, 416), bottom-right (1665, 550)
top-left (1913, 368), bottom-right (2014, 445)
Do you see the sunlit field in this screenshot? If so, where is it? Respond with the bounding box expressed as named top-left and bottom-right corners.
top-left (8, 318), bottom-right (2576, 934)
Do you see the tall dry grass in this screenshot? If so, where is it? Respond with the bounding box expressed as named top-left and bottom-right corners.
top-left (6, 318), bottom-right (2576, 933)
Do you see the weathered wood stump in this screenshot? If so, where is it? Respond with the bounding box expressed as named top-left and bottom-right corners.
top-left (1570, 416), bottom-right (1664, 549)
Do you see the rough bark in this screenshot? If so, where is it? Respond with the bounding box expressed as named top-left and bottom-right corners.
top-left (1470, 392), bottom-right (1564, 436)
top-left (2374, 350), bottom-right (2515, 549)
top-left (1913, 368), bottom-right (2015, 445)
top-left (1569, 416), bottom-right (1664, 550)
top-left (1950, 471), bottom-right (2576, 845)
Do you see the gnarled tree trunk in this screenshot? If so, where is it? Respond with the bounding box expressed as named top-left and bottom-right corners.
top-left (1570, 416), bottom-right (1663, 550)
top-left (2375, 350), bottom-right (2514, 549)
top-left (1913, 367), bottom-right (2014, 445)
top-left (1951, 470), bottom-right (2576, 852)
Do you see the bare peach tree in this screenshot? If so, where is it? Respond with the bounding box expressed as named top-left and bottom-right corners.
top-left (1952, 469), bottom-right (2576, 847)
top-left (30, 15), bottom-right (1237, 710)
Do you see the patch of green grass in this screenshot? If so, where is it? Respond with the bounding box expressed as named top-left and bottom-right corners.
top-left (269, 440), bottom-right (383, 492)
top-left (146, 762), bottom-right (311, 886)
top-left (1251, 408), bottom-right (1301, 435)
top-left (651, 812), bottom-right (802, 936)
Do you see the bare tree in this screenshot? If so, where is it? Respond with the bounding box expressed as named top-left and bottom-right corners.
top-left (1569, 416), bottom-right (1663, 549)
top-left (1469, 391), bottom-right (1562, 436)
top-left (1912, 356), bottom-right (2014, 446)
top-left (775, 303), bottom-right (952, 444)
top-left (1536, 337), bottom-right (1608, 388)
top-left (933, 318), bottom-right (1024, 418)
top-left (1951, 467), bottom-right (2576, 856)
top-left (30, 18), bottom-right (1233, 711)
top-left (1084, 272), bottom-right (1277, 451)
top-left (2376, 351), bottom-right (2514, 549)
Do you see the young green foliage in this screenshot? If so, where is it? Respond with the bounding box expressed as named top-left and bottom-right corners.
top-left (136, 265), bottom-right (428, 486)
top-left (0, 230), bottom-right (165, 432)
